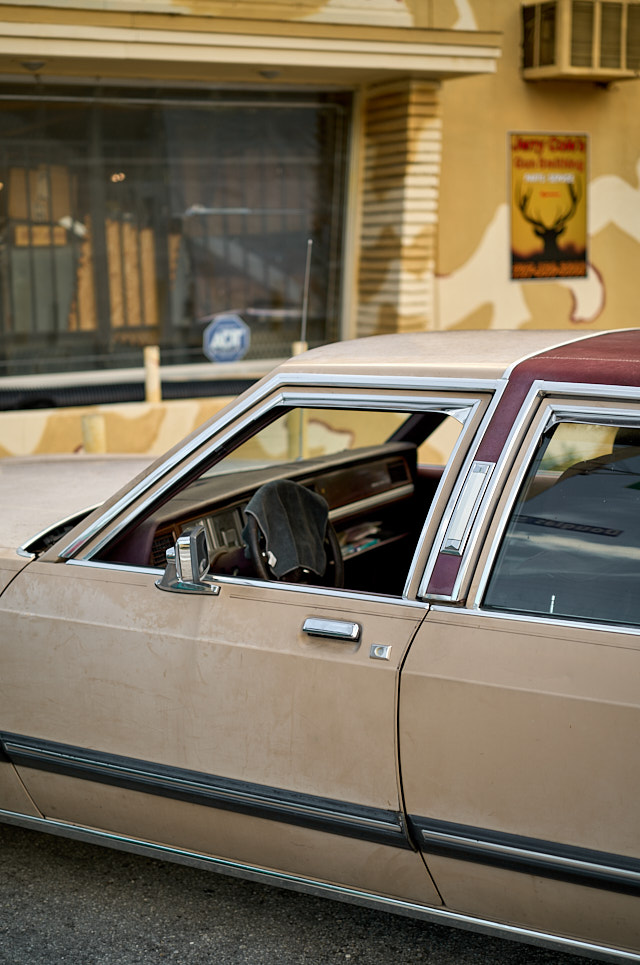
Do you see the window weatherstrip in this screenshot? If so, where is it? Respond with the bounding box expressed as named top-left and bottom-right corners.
top-left (430, 603), bottom-right (640, 638)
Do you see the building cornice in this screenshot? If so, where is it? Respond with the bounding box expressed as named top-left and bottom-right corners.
top-left (0, 11), bottom-right (502, 85)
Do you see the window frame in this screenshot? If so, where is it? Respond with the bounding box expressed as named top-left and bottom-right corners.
top-left (52, 374), bottom-right (493, 603)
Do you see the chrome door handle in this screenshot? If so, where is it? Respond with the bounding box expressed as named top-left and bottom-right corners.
top-left (302, 618), bottom-right (361, 641)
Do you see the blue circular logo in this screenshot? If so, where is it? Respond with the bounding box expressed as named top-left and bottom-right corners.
top-left (202, 314), bottom-right (251, 363)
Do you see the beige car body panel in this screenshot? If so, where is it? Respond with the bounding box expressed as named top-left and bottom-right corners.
top-left (400, 607), bottom-right (640, 953)
top-left (1, 560), bottom-right (440, 902)
top-left (1, 362), bottom-right (498, 908)
top-left (2, 330), bottom-right (639, 963)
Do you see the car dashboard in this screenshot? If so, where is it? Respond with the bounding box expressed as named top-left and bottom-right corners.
top-left (104, 442), bottom-right (436, 595)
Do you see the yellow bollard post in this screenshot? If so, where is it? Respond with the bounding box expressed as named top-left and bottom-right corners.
top-left (81, 413), bottom-right (107, 454)
top-left (144, 345), bottom-right (161, 403)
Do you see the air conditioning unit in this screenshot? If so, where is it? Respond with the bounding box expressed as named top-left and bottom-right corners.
top-left (522, 0), bottom-right (640, 80)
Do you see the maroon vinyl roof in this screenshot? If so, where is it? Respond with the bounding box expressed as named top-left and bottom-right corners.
top-left (477, 330), bottom-right (640, 464)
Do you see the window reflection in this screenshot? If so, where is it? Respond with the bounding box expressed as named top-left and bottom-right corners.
top-left (485, 421), bottom-right (640, 626)
top-left (0, 91), bottom-right (349, 375)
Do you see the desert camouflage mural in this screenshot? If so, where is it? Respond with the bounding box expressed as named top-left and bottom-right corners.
top-left (434, 0), bottom-right (640, 333)
top-left (0, 0), bottom-right (638, 459)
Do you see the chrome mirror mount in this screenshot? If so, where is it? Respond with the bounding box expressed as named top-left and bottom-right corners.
top-left (156, 524), bottom-right (220, 595)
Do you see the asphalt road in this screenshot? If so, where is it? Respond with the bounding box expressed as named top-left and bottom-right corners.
top-left (0, 823), bottom-right (598, 965)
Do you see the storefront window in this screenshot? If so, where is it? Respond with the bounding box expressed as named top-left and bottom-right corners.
top-left (0, 88), bottom-right (350, 375)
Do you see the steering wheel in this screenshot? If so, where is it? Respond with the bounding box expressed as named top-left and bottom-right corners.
top-left (244, 512), bottom-right (344, 587)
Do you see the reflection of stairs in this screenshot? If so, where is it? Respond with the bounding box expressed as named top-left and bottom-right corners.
top-left (195, 235), bottom-right (304, 307)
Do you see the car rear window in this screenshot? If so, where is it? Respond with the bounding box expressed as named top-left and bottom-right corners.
top-left (484, 421), bottom-right (640, 627)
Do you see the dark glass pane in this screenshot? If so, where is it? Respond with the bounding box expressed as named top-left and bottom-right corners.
top-left (484, 422), bottom-right (640, 627)
top-left (0, 90), bottom-right (350, 375)
top-left (522, 5), bottom-right (537, 67)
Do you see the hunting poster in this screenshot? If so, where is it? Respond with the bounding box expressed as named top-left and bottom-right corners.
top-left (510, 133), bottom-right (587, 280)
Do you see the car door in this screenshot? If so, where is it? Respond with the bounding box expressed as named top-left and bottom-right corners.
top-left (0, 385), bottom-right (491, 906)
top-left (399, 397), bottom-right (640, 955)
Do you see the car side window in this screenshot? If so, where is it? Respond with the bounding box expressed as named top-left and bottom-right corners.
top-left (484, 420), bottom-right (640, 627)
top-left (102, 403), bottom-right (464, 598)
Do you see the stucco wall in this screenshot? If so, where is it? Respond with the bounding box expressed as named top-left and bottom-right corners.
top-left (0, 398), bottom-right (232, 459)
top-left (0, 0), bottom-right (636, 342)
top-left (436, 0), bottom-right (640, 332)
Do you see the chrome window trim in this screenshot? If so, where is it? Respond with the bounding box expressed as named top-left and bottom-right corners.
top-left (546, 405), bottom-right (640, 430)
top-left (431, 604), bottom-right (640, 638)
top-left (281, 391), bottom-right (478, 418)
top-left (59, 379), bottom-right (494, 563)
top-left (440, 461), bottom-right (495, 556)
top-left (471, 396), bottom-right (640, 615)
top-left (416, 384), bottom-right (508, 599)
top-left (64, 558), bottom-right (429, 611)
top-left (422, 380), bottom-right (640, 603)
top-left (2, 809), bottom-right (638, 963)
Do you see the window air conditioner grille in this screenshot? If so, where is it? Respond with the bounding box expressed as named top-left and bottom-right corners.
top-left (600, 2), bottom-right (623, 67)
top-left (628, 4), bottom-right (640, 66)
top-left (571, 0), bottom-right (595, 64)
top-left (540, 1), bottom-right (558, 63)
top-left (523, 0), bottom-right (640, 79)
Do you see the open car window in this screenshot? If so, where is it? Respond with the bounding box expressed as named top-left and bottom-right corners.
top-left (99, 403), bottom-right (464, 597)
top-left (204, 407), bottom-right (462, 473)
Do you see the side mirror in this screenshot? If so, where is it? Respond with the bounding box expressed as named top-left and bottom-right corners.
top-left (156, 524), bottom-right (220, 595)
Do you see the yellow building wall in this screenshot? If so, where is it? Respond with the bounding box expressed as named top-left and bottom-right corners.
top-left (0, 0), bottom-right (636, 340)
top-left (435, 0), bottom-right (640, 332)
top-left (0, 0), bottom-right (417, 26)
top-left (0, 398), bottom-right (231, 459)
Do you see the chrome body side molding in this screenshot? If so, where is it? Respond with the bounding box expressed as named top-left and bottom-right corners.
top-left (411, 816), bottom-right (640, 897)
top-left (1, 808), bottom-right (637, 964)
top-left (0, 733), bottom-right (408, 849)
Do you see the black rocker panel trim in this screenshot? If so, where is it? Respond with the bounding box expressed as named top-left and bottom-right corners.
top-left (410, 815), bottom-right (640, 897)
top-left (0, 733), bottom-right (411, 850)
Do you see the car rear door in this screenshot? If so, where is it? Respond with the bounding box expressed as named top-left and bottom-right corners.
top-left (398, 395), bottom-right (640, 956)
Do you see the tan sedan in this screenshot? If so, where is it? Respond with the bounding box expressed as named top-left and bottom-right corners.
top-left (1, 329), bottom-right (639, 962)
